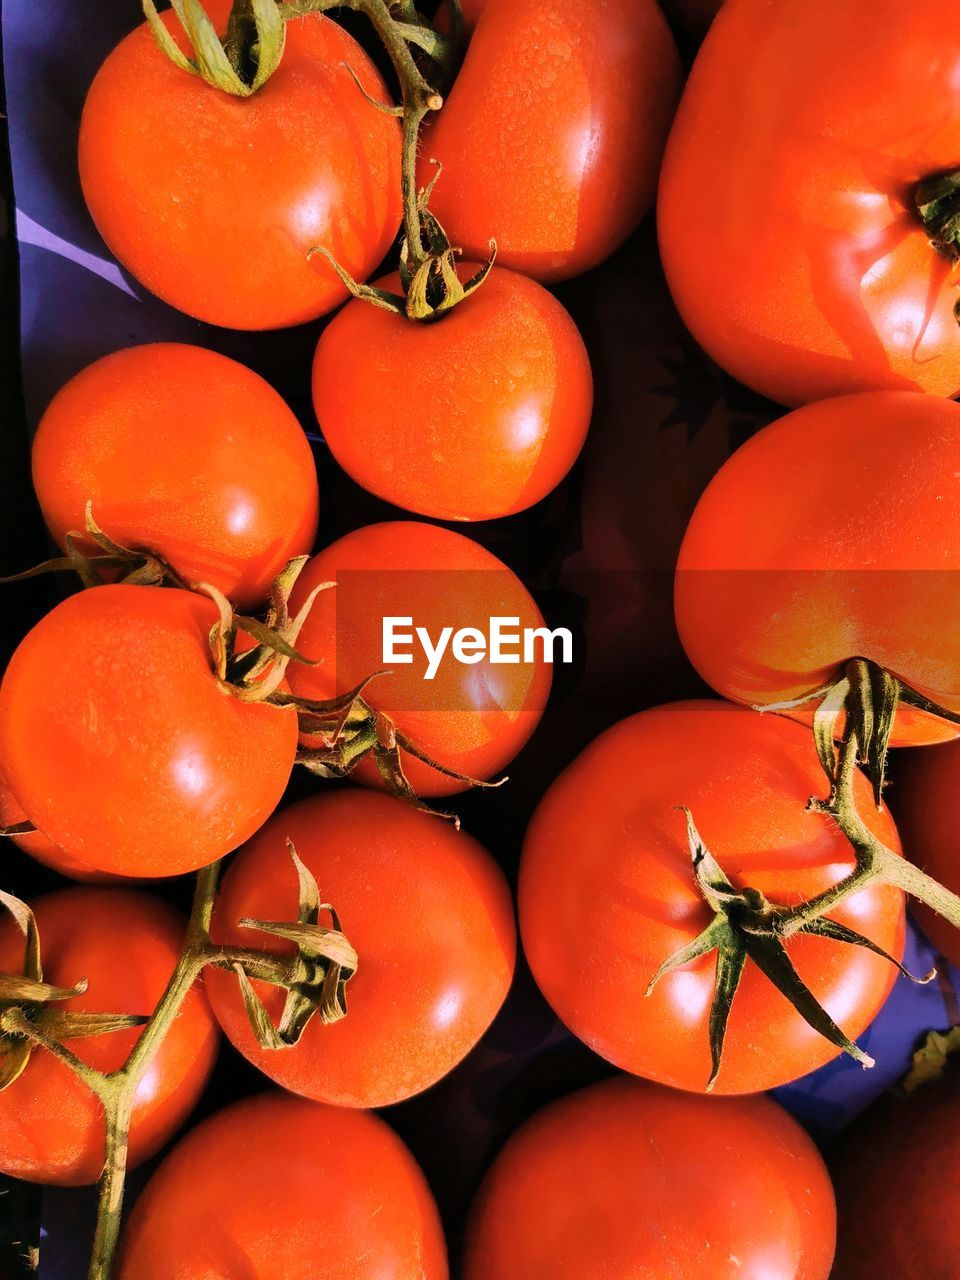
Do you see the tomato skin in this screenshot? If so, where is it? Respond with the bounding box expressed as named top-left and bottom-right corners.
top-left (519, 701), bottom-right (904, 1094)
top-left (207, 789), bottom-right (515, 1107)
top-left (0, 585), bottom-right (297, 878)
top-left (0, 765), bottom-right (107, 882)
top-left (313, 267), bottom-right (592, 521)
top-left (891, 741), bottom-right (960, 967)
top-left (79, 2), bottom-right (401, 329)
top-left (675, 391), bottom-right (960, 746)
top-left (32, 344), bottom-right (318, 610)
top-left (465, 1077), bottom-right (836, 1280)
top-left (287, 522), bottom-right (553, 797)
top-left (659, 0), bottom-right (960, 406)
top-left (0, 888), bottom-right (217, 1186)
top-left (421, 0), bottom-right (682, 282)
top-left (118, 1091), bottom-right (448, 1279)
top-left (831, 1069), bottom-right (960, 1278)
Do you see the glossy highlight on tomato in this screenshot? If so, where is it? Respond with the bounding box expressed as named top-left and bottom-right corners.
top-left (0, 888), bottom-right (217, 1185)
top-left (287, 521), bottom-right (553, 796)
top-left (0, 585), bottom-right (298, 878)
top-left (79, 0), bottom-right (402, 328)
top-left (675, 391), bottom-right (960, 746)
top-left (422, 0), bottom-right (682, 281)
top-left (207, 789), bottom-right (515, 1107)
top-left (465, 1077), bottom-right (836, 1280)
top-left (313, 265), bottom-right (592, 521)
top-left (659, 0), bottom-right (960, 404)
top-left (32, 344), bottom-right (318, 609)
top-left (117, 1092), bottom-right (448, 1280)
top-left (519, 701), bottom-right (905, 1094)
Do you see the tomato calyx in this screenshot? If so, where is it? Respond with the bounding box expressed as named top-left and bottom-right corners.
top-left (296, 694), bottom-right (506, 826)
top-left (644, 809), bottom-right (928, 1090)
top-left (310, 171), bottom-right (497, 322)
top-left (897, 1027), bottom-right (960, 1097)
top-left (761, 657), bottom-right (960, 807)
top-left (142, 0), bottom-right (286, 98)
top-left (2, 501), bottom-right (179, 592)
top-left (0, 892), bottom-right (147, 1093)
top-left (224, 840), bottom-right (358, 1047)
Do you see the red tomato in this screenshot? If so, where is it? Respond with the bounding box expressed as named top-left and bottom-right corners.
top-left (117, 1092), bottom-right (448, 1279)
top-left (313, 266), bottom-right (592, 521)
top-left (287, 522), bottom-right (553, 796)
top-left (465, 1077), bottom-right (836, 1279)
top-left (891, 742), bottom-right (960, 967)
top-left (32, 344), bottom-right (318, 609)
top-left (421, 0), bottom-right (682, 282)
top-left (0, 888), bottom-right (217, 1185)
top-left (831, 1051), bottom-right (960, 1278)
top-left (79, 1), bottom-right (401, 329)
top-left (0, 765), bottom-right (106, 882)
top-left (519, 701), bottom-right (905, 1094)
top-left (207, 789), bottom-right (515, 1107)
top-left (659, 0), bottom-right (960, 405)
top-left (0, 585), bottom-right (297, 877)
top-left (675, 391), bottom-right (960, 746)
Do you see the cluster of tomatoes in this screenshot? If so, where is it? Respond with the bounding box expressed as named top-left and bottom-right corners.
top-left (6, 0), bottom-right (960, 1276)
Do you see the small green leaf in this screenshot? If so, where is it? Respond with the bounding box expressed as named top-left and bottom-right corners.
top-left (0, 1039), bottom-right (31, 1094)
top-left (233, 965), bottom-right (285, 1050)
top-left (707, 935), bottom-right (747, 1091)
top-left (172, 0), bottom-right (250, 96)
top-left (799, 915), bottom-right (933, 984)
top-left (34, 1009), bottom-right (148, 1041)
top-left (237, 919), bottom-right (358, 971)
top-left (644, 917), bottom-right (727, 998)
top-left (142, 0), bottom-right (201, 77)
top-left (812, 676), bottom-right (850, 782)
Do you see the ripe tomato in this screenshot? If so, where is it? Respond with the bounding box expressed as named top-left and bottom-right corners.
top-left (0, 767), bottom-right (108, 883)
top-left (287, 522), bottom-right (553, 796)
top-left (0, 585), bottom-right (297, 878)
top-left (0, 888), bottom-right (217, 1185)
top-left (79, 0), bottom-right (401, 329)
top-left (421, 0), bottom-right (682, 282)
top-left (465, 1077), bottom-right (836, 1279)
top-left (117, 1092), bottom-right (448, 1279)
top-left (830, 1046), bottom-right (960, 1278)
top-left (207, 789), bottom-right (515, 1107)
top-left (659, 0), bottom-right (960, 405)
top-left (675, 391), bottom-right (960, 746)
top-left (32, 344), bottom-right (318, 609)
top-left (891, 742), bottom-right (960, 967)
top-left (519, 701), bottom-right (905, 1094)
top-left (313, 266), bottom-right (592, 521)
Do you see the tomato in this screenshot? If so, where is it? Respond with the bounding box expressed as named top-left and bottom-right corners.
top-left (420, 0), bottom-right (682, 282)
top-left (659, 0), bottom-right (960, 406)
top-left (32, 344), bottom-right (318, 609)
top-left (831, 1048), bottom-right (960, 1278)
top-left (519, 701), bottom-right (905, 1094)
top-left (0, 585), bottom-right (297, 878)
top-left (0, 888), bottom-right (217, 1185)
top-left (891, 742), bottom-right (960, 967)
top-left (675, 391), bottom-right (960, 747)
top-left (465, 1077), bottom-right (836, 1280)
top-left (117, 1091), bottom-right (448, 1279)
top-left (313, 266), bottom-right (592, 521)
top-left (207, 789), bottom-right (515, 1107)
top-left (79, 0), bottom-right (401, 329)
top-left (0, 765), bottom-right (107, 882)
top-left (286, 521), bottom-right (553, 796)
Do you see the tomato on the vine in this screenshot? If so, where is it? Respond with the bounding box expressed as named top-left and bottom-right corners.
top-left (207, 789), bottom-right (515, 1107)
top-left (421, 0), bottom-right (682, 282)
top-left (32, 344), bottom-right (318, 609)
top-left (0, 585), bottom-right (297, 878)
top-left (0, 888), bottom-right (217, 1185)
top-left (79, 0), bottom-right (402, 329)
top-left (465, 1077), bottom-right (836, 1280)
top-left (0, 766), bottom-right (107, 882)
top-left (118, 1092), bottom-right (448, 1279)
top-left (519, 701), bottom-right (905, 1094)
top-left (659, 0), bottom-right (960, 405)
top-left (313, 266), bottom-right (592, 521)
top-left (675, 391), bottom-right (960, 746)
top-left (287, 521), bottom-right (553, 796)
